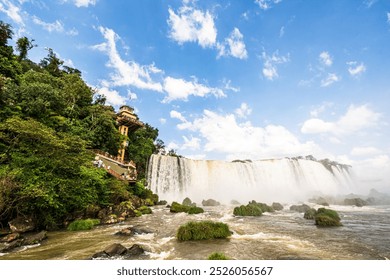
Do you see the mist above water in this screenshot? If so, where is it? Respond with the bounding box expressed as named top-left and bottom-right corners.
top-left (147, 155), bottom-right (356, 204)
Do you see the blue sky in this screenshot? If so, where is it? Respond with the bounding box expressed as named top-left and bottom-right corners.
top-left (1, 0), bottom-right (390, 191)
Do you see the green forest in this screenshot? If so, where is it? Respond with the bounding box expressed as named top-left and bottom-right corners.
top-left (0, 21), bottom-right (166, 230)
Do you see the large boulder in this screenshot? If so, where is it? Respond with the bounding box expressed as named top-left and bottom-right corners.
top-left (0, 233), bottom-right (20, 243)
top-left (314, 208), bottom-right (342, 226)
top-left (344, 198), bottom-right (367, 207)
top-left (21, 231), bottom-right (47, 246)
top-left (303, 208), bottom-right (317, 220)
top-left (127, 244), bottom-right (145, 256)
top-left (289, 204), bottom-right (311, 213)
top-left (0, 239), bottom-right (23, 253)
top-left (182, 197), bottom-right (196, 207)
top-left (272, 202), bottom-right (284, 211)
top-left (8, 217), bottom-right (35, 233)
top-left (202, 199), bottom-right (221, 207)
top-left (104, 243), bottom-right (128, 256)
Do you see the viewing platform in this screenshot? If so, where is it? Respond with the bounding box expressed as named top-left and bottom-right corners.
top-left (92, 149), bottom-right (137, 183)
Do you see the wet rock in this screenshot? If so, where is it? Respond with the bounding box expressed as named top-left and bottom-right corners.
top-left (104, 243), bottom-right (128, 256)
top-left (202, 199), bottom-right (221, 206)
top-left (0, 239), bottom-right (23, 253)
top-left (91, 251), bottom-right (109, 259)
top-left (230, 200), bottom-right (241, 205)
top-left (8, 217), bottom-right (36, 233)
top-left (0, 233), bottom-right (20, 243)
top-left (21, 231), bottom-right (47, 246)
top-left (272, 202), bottom-right (284, 211)
top-left (156, 200), bottom-right (167, 205)
top-left (115, 227), bottom-right (153, 236)
top-left (344, 198), bottom-right (367, 207)
top-left (101, 214), bottom-right (118, 225)
top-left (303, 208), bottom-right (317, 220)
top-left (127, 244), bottom-right (144, 256)
top-left (289, 204), bottom-right (311, 213)
top-left (182, 197), bottom-right (196, 207)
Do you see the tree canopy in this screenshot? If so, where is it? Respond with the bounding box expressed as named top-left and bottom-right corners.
top-left (0, 21), bottom-right (164, 229)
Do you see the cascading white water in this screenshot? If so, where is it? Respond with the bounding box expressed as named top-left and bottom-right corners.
top-left (147, 155), bottom-right (356, 204)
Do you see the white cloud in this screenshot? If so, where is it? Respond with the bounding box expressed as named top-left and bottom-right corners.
top-left (97, 86), bottom-right (128, 107)
top-left (387, 12), bottom-right (390, 24)
top-left (32, 16), bottom-right (64, 33)
top-left (159, 118), bottom-right (167, 125)
top-left (182, 136), bottom-right (201, 150)
top-left (127, 89), bottom-right (137, 100)
top-left (172, 109), bottom-right (320, 160)
top-left (319, 51), bottom-right (333, 67)
top-left (321, 73), bottom-right (340, 87)
top-left (351, 147), bottom-right (382, 157)
top-left (217, 28), bottom-right (248, 59)
top-left (163, 76), bottom-right (225, 103)
top-left (255, 0), bottom-right (282, 10)
top-left (74, 0), bottom-right (97, 7)
top-left (223, 79), bottom-right (240, 92)
top-left (170, 110), bottom-right (188, 123)
top-left (167, 1), bottom-right (217, 48)
top-left (347, 61), bottom-right (366, 77)
top-left (92, 26), bottom-right (163, 92)
top-left (261, 51), bottom-right (289, 80)
top-left (0, 0), bottom-right (24, 25)
top-left (301, 104), bottom-right (381, 136)
top-left (235, 103), bottom-right (252, 118)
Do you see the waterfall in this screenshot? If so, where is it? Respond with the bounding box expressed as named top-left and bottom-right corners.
top-left (147, 154), bottom-right (356, 204)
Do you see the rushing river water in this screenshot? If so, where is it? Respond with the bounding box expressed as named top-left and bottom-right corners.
top-left (1, 204), bottom-right (389, 260)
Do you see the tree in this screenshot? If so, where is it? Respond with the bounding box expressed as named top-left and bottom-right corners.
top-left (0, 21), bottom-right (13, 47)
top-left (16, 37), bottom-right (36, 61)
top-left (40, 48), bottom-right (64, 77)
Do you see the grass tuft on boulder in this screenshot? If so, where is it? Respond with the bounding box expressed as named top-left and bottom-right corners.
top-left (314, 208), bottom-right (342, 226)
top-left (208, 252), bottom-right (229, 260)
top-left (170, 202), bottom-right (204, 215)
top-left (233, 204), bottom-right (262, 216)
top-left (67, 219), bottom-right (100, 231)
top-left (177, 221), bottom-right (231, 241)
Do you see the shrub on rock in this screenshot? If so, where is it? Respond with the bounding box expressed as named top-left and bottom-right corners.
top-left (137, 206), bottom-right (152, 215)
top-left (208, 252), bottom-right (229, 260)
top-left (233, 204), bottom-right (262, 216)
top-left (67, 219), bottom-right (100, 231)
top-left (314, 208), bottom-right (342, 226)
top-left (170, 202), bottom-right (204, 215)
top-left (177, 221), bottom-right (231, 241)
top-left (249, 201), bottom-right (274, 213)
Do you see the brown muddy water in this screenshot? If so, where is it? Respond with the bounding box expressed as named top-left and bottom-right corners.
top-left (1, 204), bottom-right (389, 260)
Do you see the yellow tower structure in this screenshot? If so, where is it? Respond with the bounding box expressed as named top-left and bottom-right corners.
top-left (117, 105), bottom-right (144, 162)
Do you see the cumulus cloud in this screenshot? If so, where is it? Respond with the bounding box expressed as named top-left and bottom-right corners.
top-left (319, 51), bottom-right (333, 67)
top-left (92, 26), bottom-right (163, 92)
top-left (97, 85), bottom-right (128, 107)
top-left (62, 0), bottom-right (97, 7)
top-left (167, 1), bottom-right (217, 48)
top-left (182, 135), bottom-right (201, 150)
top-left (321, 73), bottom-right (340, 87)
top-left (171, 109), bottom-right (320, 160)
top-left (301, 104), bottom-right (381, 136)
top-left (32, 16), bottom-right (64, 33)
top-left (310, 102), bottom-right (334, 117)
top-left (163, 76), bottom-right (225, 103)
top-left (261, 51), bottom-right (289, 80)
top-left (235, 103), bottom-right (252, 118)
top-left (0, 0), bottom-right (24, 25)
top-left (255, 0), bottom-right (282, 10)
top-left (217, 28), bottom-right (248, 59)
top-left (347, 61), bottom-right (366, 77)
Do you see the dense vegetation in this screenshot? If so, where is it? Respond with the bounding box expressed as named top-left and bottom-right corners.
top-left (177, 221), bottom-right (232, 241)
top-left (207, 252), bottom-right (229, 260)
top-left (0, 21), bottom-right (162, 230)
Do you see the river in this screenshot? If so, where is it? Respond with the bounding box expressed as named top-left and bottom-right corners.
top-left (1, 203), bottom-right (389, 260)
